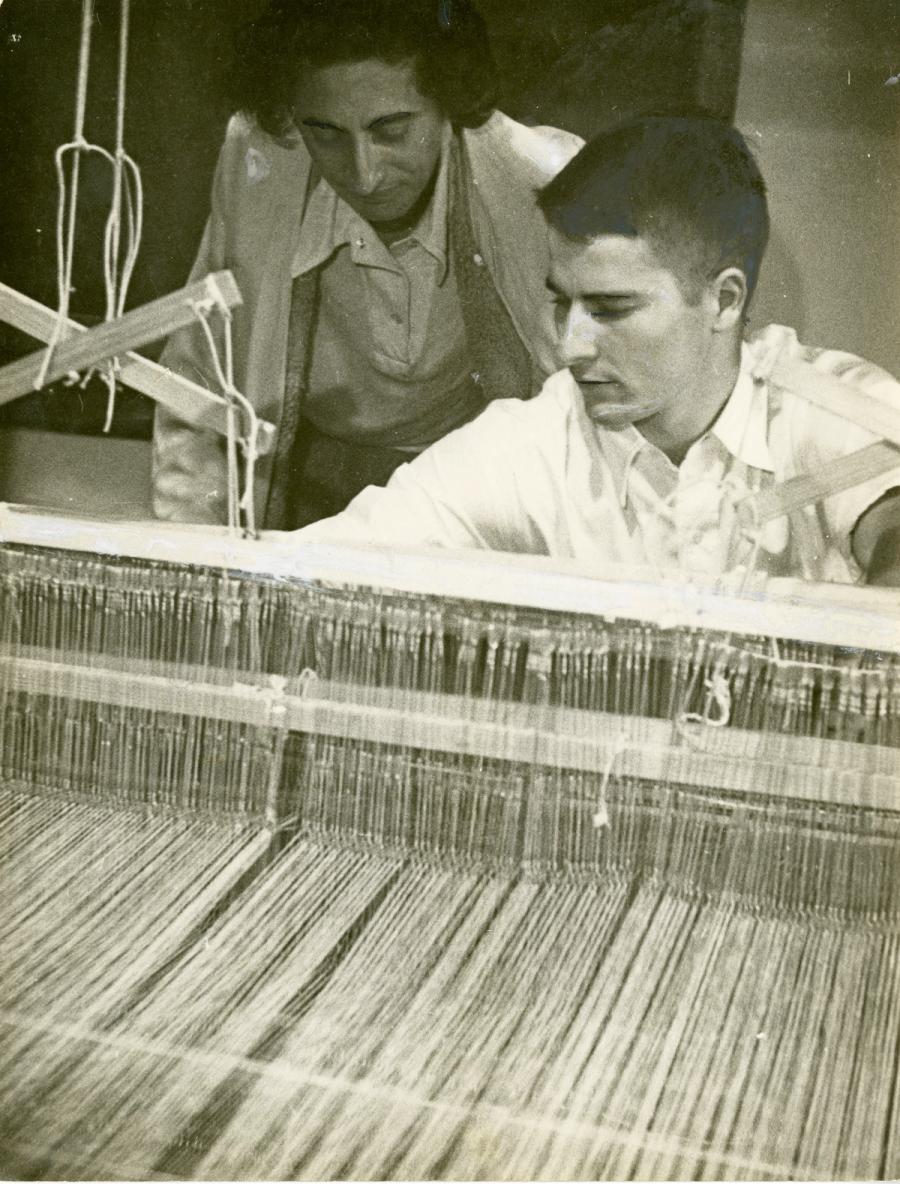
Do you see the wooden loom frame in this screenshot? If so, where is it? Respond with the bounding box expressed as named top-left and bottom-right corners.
top-left (0, 277), bottom-right (275, 453)
top-left (2, 506), bottom-right (898, 821)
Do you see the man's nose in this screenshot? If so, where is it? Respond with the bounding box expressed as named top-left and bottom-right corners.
top-left (558, 304), bottom-right (597, 367)
top-left (348, 137), bottom-right (382, 195)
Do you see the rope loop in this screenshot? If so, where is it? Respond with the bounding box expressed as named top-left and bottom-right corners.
top-left (35, 0), bottom-right (143, 435)
top-left (188, 297), bottom-right (262, 539)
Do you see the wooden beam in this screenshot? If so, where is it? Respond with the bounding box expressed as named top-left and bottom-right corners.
top-left (771, 356), bottom-right (900, 449)
top-left (741, 440), bottom-right (900, 525)
top-left (1, 505), bottom-right (899, 655)
top-left (0, 277), bottom-right (273, 456)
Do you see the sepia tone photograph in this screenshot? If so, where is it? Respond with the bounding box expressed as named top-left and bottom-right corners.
top-left (0, 0), bottom-right (898, 1178)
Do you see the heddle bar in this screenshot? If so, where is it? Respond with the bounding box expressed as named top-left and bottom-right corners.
top-left (3, 649), bottom-right (898, 813)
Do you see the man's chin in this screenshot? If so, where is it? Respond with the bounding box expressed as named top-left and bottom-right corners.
top-left (577, 385), bottom-right (632, 425)
top-left (589, 407), bottom-right (642, 430)
top-left (587, 401), bottom-right (662, 431)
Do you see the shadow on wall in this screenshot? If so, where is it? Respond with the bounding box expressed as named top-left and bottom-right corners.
top-left (505, 0), bottom-right (746, 133)
top-left (747, 227), bottom-right (807, 341)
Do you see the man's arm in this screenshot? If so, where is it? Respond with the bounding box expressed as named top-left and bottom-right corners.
top-left (293, 398), bottom-right (555, 555)
top-left (852, 489), bottom-right (900, 586)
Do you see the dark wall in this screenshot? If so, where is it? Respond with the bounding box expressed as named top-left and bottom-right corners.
top-left (0, 0), bottom-right (744, 437)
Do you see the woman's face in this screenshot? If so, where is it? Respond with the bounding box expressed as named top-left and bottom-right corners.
top-left (294, 57), bottom-right (446, 227)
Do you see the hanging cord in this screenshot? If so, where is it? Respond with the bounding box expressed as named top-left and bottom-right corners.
top-left (189, 280), bottom-right (262, 538)
top-left (592, 729), bottom-right (628, 830)
top-left (673, 495), bottom-right (767, 745)
top-left (100, 0), bottom-right (144, 431)
top-left (638, 405), bottom-right (770, 742)
top-left (35, 0), bottom-right (144, 435)
top-left (35, 0), bottom-right (99, 392)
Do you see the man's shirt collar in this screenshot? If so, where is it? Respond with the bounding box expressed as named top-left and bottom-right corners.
top-left (581, 343), bottom-right (775, 507)
top-left (709, 344), bottom-right (774, 473)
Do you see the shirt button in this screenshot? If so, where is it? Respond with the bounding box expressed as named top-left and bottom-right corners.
top-left (472, 252), bottom-right (485, 267)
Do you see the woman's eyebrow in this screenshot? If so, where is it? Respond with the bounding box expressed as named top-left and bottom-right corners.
top-left (367, 111), bottom-right (416, 130)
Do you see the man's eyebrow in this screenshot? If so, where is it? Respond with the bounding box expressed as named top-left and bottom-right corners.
top-left (300, 117), bottom-right (344, 131)
top-left (583, 292), bottom-right (640, 302)
top-left (546, 278), bottom-right (639, 302)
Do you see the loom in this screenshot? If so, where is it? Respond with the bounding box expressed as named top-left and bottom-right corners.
top-left (1, 505), bottom-right (898, 1182)
top-left (3, 1), bottom-right (900, 1176)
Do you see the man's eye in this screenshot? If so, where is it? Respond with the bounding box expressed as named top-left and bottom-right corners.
top-left (589, 306), bottom-right (633, 321)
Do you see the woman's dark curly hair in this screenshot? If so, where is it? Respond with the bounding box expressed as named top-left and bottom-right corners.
top-left (230, 0), bottom-right (499, 139)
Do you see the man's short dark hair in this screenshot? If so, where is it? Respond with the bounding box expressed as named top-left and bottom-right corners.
top-left (230, 0), bottom-right (499, 139)
top-left (538, 115), bottom-right (770, 301)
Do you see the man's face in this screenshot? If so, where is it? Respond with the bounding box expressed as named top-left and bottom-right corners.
top-left (548, 230), bottom-right (716, 433)
top-left (294, 58), bottom-right (446, 227)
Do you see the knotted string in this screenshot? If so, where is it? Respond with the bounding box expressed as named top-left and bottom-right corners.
top-left (188, 280), bottom-right (262, 537)
top-left (35, 0), bottom-right (143, 435)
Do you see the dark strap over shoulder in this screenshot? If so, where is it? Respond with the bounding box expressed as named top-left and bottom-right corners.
top-left (264, 268), bottom-right (320, 529)
top-left (448, 136), bottom-right (535, 405)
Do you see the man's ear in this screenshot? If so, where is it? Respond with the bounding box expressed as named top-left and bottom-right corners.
top-left (710, 267), bottom-right (748, 332)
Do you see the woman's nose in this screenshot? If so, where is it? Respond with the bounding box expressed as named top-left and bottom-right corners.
top-left (348, 137), bottom-right (382, 195)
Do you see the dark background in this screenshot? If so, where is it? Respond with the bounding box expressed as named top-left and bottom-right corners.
top-left (0, 0), bottom-right (745, 439)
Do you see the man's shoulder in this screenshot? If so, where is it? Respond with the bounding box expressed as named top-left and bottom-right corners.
top-left (430, 371), bottom-right (581, 461)
top-left (464, 372), bottom-right (583, 461)
top-left (461, 112), bottom-right (583, 187)
top-left (749, 323), bottom-right (900, 402)
top-left (402, 373), bottom-right (582, 541)
top-left (479, 370), bottom-right (581, 429)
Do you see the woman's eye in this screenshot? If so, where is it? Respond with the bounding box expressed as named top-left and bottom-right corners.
top-left (307, 125), bottom-right (341, 145)
top-left (374, 120), bottom-right (410, 143)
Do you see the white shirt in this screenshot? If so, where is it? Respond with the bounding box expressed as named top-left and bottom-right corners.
top-left (295, 325), bottom-right (900, 584)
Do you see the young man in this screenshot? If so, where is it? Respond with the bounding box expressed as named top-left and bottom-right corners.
top-left (152, 0), bottom-right (581, 529)
top-left (293, 116), bottom-right (900, 586)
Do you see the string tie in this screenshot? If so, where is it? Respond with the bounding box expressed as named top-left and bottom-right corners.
top-left (592, 730), bottom-right (628, 830)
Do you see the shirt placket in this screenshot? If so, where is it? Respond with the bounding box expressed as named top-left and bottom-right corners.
top-left (675, 438), bottom-right (730, 575)
top-left (364, 257), bottom-right (412, 367)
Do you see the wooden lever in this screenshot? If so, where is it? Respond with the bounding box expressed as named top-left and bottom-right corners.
top-left (0, 275), bottom-right (274, 456)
